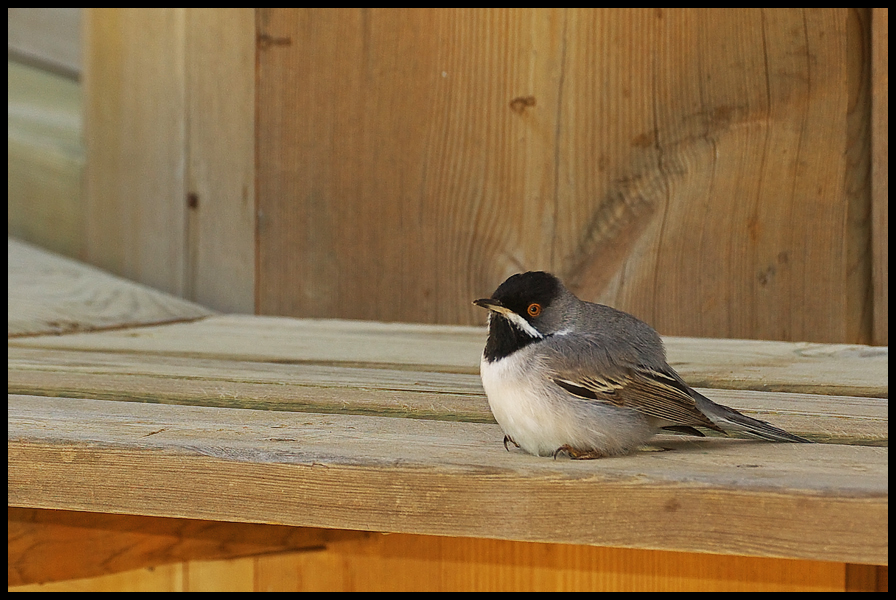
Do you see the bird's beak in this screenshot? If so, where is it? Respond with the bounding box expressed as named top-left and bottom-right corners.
top-left (473, 298), bottom-right (513, 316)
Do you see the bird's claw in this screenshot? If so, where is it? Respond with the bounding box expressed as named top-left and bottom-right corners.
top-left (553, 444), bottom-right (605, 460)
top-left (503, 435), bottom-right (520, 451)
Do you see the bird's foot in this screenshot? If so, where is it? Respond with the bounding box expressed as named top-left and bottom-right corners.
top-left (503, 435), bottom-right (520, 451)
top-left (553, 445), bottom-right (605, 460)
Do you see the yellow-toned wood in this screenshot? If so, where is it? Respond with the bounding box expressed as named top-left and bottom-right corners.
top-left (8, 394), bottom-right (887, 565)
top-left (9, 535), bottom-right (850, 592)
top-left (9, 563), bottom-right (184, 592)
top-left (254, 534), bottom-right (848, 592)
top-left (255, 7), bottom-right (566, 324)
top-left (871, 8), bottom-right (888, 346)
top-left (8, 238), bottom-right (212, 337)
top-left (253, 8), bottom-right (872, 345)
top-left (7, 508), bottom-right (370, 587)
top-left (7, 62), bottom-right (84, 260)
top-left (82, 8), bottom-right (189, 298)
top-left (7, 8), bottom-right (82, 78)
top-left (14, 9), bottom-right (885, 341)
top-left (82, 8), bottom-right (255, 313)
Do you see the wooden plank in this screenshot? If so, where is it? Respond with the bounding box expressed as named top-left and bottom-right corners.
top-left (567, 8), bottom-right (869, 344)
top-left (6, 345), bottom-right (887, 444)
top-left (844, 8), bottom-right (874, 346)
top-left (7, 8), bottom-right (82, 78)
top-left (8, 395), bottom-right (888, 565)
top-left (8, 238), bottom-right (213, 337)
top-left (255, 8), bottom-right (870, 345)
top-left (872, 8), bottom-right (888, 346)
top-left (82, 8), bottom-right (189, 298)
top-left (251, 534), bottom-right (847, 592)
top-left (9, 314), bottom-right (888, 398)
top-left (9, 563), bottom-right (185, 592)
top-left (256, 8), bottom-right (565, 324)
top-left (846, 563), bottom-right (889, 592)
top-left (9, 533), bottom-right (849, 591)
top-left (184, 8), bottom-right (256, 313)
top-left (7, 507), bottom-right (368, 587)
top-left (80, 9), bottom-right (256, 312)
top-left (7, 61), bottom-right (84, 260)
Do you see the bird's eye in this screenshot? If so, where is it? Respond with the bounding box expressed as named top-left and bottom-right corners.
top-left (527, 303), bottom-right (542, 317)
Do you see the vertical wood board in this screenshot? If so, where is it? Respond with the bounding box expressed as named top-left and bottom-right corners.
top-left (255, 8), bottom-right (872, 344)
top-left (871, 8), bottom-right (888, 346)
top-left (185, 8), bottom-right (256, 313)
top-left (83, 8), bottom-right (189, 297)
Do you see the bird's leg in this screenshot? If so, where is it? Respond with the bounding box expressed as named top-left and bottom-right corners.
top-left (553, 445), bottom-right (605, 460)
top-left (503, 435), bottom-right (520, 451)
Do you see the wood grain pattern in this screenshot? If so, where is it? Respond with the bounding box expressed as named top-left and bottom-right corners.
top-left (184, 8), bottom-right (256, 313)
top-left (10, 9), bottom-right (887, 591)
top-left (83, 8), bottom-right (189, 298)
top-left (255, 8), bottom-right (873, 345)
top-left (9, 534), bottom-right (849, 592)
top-left (256, 8), bottom-right (567, 324)
top-left (871, 8), bottom-right (888, 346)
top-left (570, 8), bottom-right (869, 344)
top-left (10, 314), bottom-right (887, 398)
top-left (7, 507), bottom-right (369, 586)
top-left (250, 534), bottom-right (848, 592)
top-left (81, 9), bottom-right (256, 313)
top-left (7, 62), bottom-right (84, 260)
top-left (8, 238), bottom-right (212, 337)
top-left (6, 344), bottom-right (887, 444)
top-left (8, 395), bottom-right (888, 565)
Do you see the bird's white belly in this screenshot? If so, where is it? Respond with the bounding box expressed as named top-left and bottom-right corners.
top-left (480, 351), bottom-right (654, 457)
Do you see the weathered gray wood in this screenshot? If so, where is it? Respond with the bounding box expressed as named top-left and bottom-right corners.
top-left (10, 313), bottom-right (888, 398)
top-left (6, 345), bottom-right (887, 444)
top-left (7, 8), bottom-right (81, 78)
top-left (8, 394), bottom-right (887, 565)
top-left (8, 238), bottom-right (214, 337)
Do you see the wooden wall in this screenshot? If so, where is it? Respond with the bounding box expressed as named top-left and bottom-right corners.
top-left (256, 8), bottom-right (876, 345)
top-left (9, 8), bottom-right (889, 344)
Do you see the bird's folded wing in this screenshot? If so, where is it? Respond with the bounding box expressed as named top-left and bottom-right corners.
top-left (549, 371), bottom-right (717, 428)
top-left (543, 336), bottom-right (720, 429)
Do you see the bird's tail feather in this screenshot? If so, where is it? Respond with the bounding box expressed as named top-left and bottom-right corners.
top-left (694, 393), bottom-right (811, 443)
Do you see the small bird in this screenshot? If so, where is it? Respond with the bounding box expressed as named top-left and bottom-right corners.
top-left (473, 271), bottom-right (810, 458)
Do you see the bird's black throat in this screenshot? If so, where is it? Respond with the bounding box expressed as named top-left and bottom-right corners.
top-left (482, 314), bottom-right (541, 362)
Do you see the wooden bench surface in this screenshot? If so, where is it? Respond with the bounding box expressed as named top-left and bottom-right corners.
top-left (7, 238), bottom-right (888, 567)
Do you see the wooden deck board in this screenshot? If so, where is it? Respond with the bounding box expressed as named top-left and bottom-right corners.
top-left (7, 237), bottom-right (889, 571)
top-left (6, 345), bottom-right (887, 444)
top-left (8, 238), bottom-right (213, 337)
top-left (8, 394), bottom-right (887, 565)
top-left (9, 313), bottom-right (888, 397)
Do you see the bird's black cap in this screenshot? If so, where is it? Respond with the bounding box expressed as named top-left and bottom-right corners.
top-left (487, 271), bottom-right (562, 316)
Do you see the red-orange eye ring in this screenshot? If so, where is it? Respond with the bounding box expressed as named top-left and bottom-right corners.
top-left (527, 303), bottom-right (542, 317)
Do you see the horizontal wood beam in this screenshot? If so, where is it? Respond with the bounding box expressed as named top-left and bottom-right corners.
top-left (6, 343), bottom-right (887, 445)
top-left (8, 394), bottom-right (887, 566)
top-left (7, 507), bottom-right (369, 587)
